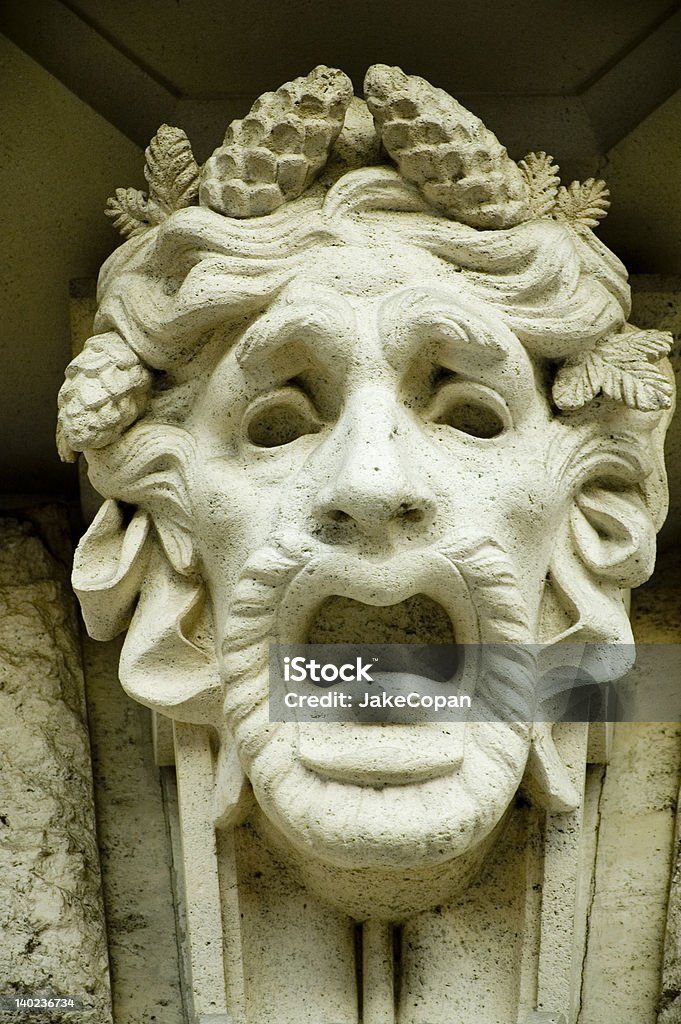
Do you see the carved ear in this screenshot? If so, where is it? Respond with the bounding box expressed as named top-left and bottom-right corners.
top-left (86, 424), bottom-right (197, 576)
top-left (78, 441), bottom-right (221, 725)
top-left (545, 478), bottom-right (657, 649)
top-left (119, 542), bottom-right (222, 726)
top-left (73, 499), bottom-right (151, 640)
top-left (570, 482), bottom-right (656, 588)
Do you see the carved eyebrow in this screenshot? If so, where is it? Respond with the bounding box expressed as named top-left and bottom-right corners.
top-left (235, 291), bottom-right (355, 373)
top-left (379, 287), bottom-right (509, 374)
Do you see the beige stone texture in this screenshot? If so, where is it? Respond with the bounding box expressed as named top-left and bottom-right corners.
top-left (578, 552), bottom-right (681, 1023)
top-left (660, 785), bottom-right (681, 1023)
top-left (630, 277), bottom-right (681, 549)
top-left (81, 634), bottom-right (185, 1024)
top-left (0, 510), bottom-right (112, 1023)
top-left (57, 65), bottom-right (678, 1024)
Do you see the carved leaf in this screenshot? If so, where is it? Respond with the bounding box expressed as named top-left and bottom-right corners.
top-left (552, 328), bottom-right (673, 411)
top-left (518, 151), bottom-right (560, 218)
top-left (144, 124), bottom-right (200, 213)
top-left (600, 328), bottom-right (673, 362)
top-left (105, 126), bottom-right (199, 238)
top-left (555, 178), bottom-right (610, 230)
top-left (105, 188), bottom-right (161, 238)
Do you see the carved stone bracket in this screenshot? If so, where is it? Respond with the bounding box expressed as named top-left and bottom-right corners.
top-left (58, 65), bottom-right (675, 1024)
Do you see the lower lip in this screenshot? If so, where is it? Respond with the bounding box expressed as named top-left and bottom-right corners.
top-left (296, 718), bottom-right (467, 784)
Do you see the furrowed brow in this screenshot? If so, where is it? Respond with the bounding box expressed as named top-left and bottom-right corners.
top-left (235, 292), bottom-right (355, 374)
top-left (380, 287), bottom-right (509, 374)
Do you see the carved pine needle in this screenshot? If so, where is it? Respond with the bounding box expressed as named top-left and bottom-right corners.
top-left (105, 187), bottom-right (162, 238)
top-left (518, 151), bottom-right (561, 219)
top-left (554, 178), bottom-right (610, 231)
top-left (144, 124), bottom-right (200, 212)
top-left (553, 328), bottom-right (673, 411)
top-left (106, 125), bottom-right (200, 238)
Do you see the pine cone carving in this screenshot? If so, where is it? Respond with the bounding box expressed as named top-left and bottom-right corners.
top-left (57, 333), bottom-right (152, 461)
top-left (364, 64), bottom-right (530, 229)
top-left (199, 65), bottom-right (353, 217)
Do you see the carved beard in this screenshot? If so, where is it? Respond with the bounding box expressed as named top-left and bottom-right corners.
top-left (218, 530), bottom-right (536, 917)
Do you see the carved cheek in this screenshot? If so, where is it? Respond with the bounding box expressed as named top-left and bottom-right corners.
top-left (186, 457), bottom-right (278, 601)
top-left (431, 411), bottom-right (559, 528)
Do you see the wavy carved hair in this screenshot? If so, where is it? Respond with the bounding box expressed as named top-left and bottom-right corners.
top-left (94, 165), bottom-right (632, 371)
top-left (85, 165), bottom-right (670, 526)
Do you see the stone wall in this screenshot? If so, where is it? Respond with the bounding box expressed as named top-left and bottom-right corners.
top-left (0, 510), bottom-right (112, 1023)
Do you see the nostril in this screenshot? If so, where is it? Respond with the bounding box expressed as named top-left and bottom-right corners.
top-left (326, 509), bottom-right (352, 524)
top-left (315, 492), bottom-right (434, 534)
top-left (396, 502), bottom-right (426, 524)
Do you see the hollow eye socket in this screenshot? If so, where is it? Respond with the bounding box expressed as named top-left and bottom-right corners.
top-left (428, 380), bottom-right (510, 439)
top-left (438, 400), bottom-right (505, 439)
top-left (245, 386), bottom-right (323, 448)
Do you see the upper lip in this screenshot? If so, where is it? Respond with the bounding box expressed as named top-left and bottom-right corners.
top-left (276, 546), bottom-right (480, 648)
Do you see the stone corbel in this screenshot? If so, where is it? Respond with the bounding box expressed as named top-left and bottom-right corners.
top-left (59, 64), bottom-right (675, 1024)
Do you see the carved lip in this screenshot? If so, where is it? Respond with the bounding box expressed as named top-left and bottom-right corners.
top-left (275, 547), bottom-right (479, 785)
top-left (276, 547), bottom-right (480, 648)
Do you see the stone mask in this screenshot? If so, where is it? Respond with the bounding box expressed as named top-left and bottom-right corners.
top-left (57, 65), bottom-right (674, 917)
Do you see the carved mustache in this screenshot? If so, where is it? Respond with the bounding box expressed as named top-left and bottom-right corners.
top-left (220, 528), bottom-right (536, 747)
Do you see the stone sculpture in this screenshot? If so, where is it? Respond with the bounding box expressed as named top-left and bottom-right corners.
top-left (58, 65), bottom-right (674, 1023)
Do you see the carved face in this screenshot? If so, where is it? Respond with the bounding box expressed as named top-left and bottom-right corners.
top-left (69, 212), bottom-right (666, 914)
top-left (172, 240), bottom-right (584, 901)
top-left (62, 69), bottom-right (673, 919)
top-left (188, 243), bottom-right (561, 629)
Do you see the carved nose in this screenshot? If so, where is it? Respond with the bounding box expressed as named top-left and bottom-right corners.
top-left (314, 394), bottom-right (435, 537)
top-left (317, 486), bottom-right (433, 534)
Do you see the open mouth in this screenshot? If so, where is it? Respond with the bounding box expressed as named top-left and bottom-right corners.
top-left (269, 549), bottom-right (477, 784)
top-left (223, 535), bottom-right (529, 786)
top-left (306, 592), bottom-right (456, 645)
top-left (221, 541), bottom-right (484, 785)
top-left (281, 576), bottom-right (471, 785)
top-left (304, 592), bottom-right (460, 684)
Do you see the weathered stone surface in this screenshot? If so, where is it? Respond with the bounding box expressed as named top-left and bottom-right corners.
top-left (659, 801), bottom-right (681, 1023)
top-left (56, 65), bottom-right (675, 1024)
top-left (578, 555), bottom-right (681, 1024)
top-left (81, 635), bottom-right (185, 1024)
top-left (0, 512), bottom-right (112, 1024)
top-left (632, 549), bottom-right (681, 1024)
top-left (630, 276), bottom-right (681, 550)
top-left (68, 282), bottom-right (186, 1024)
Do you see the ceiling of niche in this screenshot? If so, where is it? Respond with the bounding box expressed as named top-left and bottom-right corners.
top-left (1, 0), bottom-right (681, 518)
top-left (53, 0), bottom-right (677, 97)
top-left (4, 0), bottom-right (681, 160)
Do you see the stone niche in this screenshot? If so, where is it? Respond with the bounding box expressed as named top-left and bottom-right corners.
top-left (56, 65), bottom-right (679, 1024)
